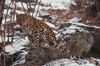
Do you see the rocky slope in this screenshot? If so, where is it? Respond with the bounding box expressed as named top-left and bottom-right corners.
top-left (0, 0), bottom-right (100, 66)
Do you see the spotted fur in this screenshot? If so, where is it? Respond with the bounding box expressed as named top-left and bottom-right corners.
top-left (16, 14), bottom-right (58, 48)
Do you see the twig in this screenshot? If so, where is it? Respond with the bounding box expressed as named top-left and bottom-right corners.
top-left (20, 2), bottom-right (26, 13)
top-left (35, 0), bottom-right (41, 18)
top-left (3, 1), bottom-right (13, 66)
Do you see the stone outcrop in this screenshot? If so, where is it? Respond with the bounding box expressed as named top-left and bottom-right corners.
top-left (56, 23), bottom-right (94, 57)
top-left (84, 27), bottom-right (100, 55)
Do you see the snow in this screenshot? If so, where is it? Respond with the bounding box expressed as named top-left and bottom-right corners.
top-left (0, 36), bottom-right (12, 43)
top-left (39, 9), bottom-right (50, 17)
top-left (90, 57), bottom-right (100, 65)
top-left (92, 26), bottom-right (100, 29)
top-left (5, 0), bottom-right (11, 6)
top-left (41, 0), bottom-right (76, 9)
top-left (3, 9), bottom-right (12, 16)
top-left (4, 0), bottom-right (76, 21)
top-left (43, 59), bottom-right (96, 66)
top-left (68, 17), bottom-right (81, 23)
top-left (44, 22), bottom-right (56, 28)
top-left (2, 0), bottom-right (100, 66)
top-left (66, 17), bottom-right (100, 29)
top-left (56, 24), bottom-right (89, 41)
top-left (12, 50), bottom-right (28, 66)
top-left (15, 2), bottom-right (28, 10)
top-left (5, 0), bottom-right (28, 10)
top-left (57, 17), bottom-right (88, 37)
top-left (5, 0), bottom-right (76, 18)
top-left (2, 18), bottom-right (11, 24)
top-left (4, 37), bottom-right (29, 54)
top-left (15, 10), bottom-right (25, 14)
top-left (62, 25), bottom-right (85, 34)
top-left (62, 28), bottom-right (76, 34)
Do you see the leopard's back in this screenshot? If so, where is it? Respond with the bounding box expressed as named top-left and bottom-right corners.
top-left (29, 20), bottom-right (58, 48)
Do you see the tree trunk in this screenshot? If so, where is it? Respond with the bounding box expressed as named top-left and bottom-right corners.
top-left (0, 0), bottom-right (5, 26)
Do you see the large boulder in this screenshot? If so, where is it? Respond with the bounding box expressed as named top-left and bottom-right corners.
top-left (85, 27), bottom-right (100, 55)
top-left (56, 23), bottom-right (94, 57)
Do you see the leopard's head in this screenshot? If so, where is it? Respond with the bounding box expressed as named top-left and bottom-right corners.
top-left (16, 14), bottom-right (33, 27)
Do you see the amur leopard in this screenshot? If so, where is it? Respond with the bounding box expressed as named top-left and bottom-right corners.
top-left (16, 14), bottom-right (59, 48)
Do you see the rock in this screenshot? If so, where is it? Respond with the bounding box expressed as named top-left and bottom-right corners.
top-left (70, 24), bottom-right (100, 57)
top-left (15, 47), bottom-right (60, 66)
top-left (57, 23), bottom-right (94, 57)
top-left (66, 31), bottom-right (93, 57)
top-left (85, 27), bottom-right (100, 55)
top-left (58, 31), bottom-right (93, 57)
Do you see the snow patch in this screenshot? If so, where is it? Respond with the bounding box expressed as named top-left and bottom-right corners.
top-left (41, 0), bottom-right (76, 9)
top-left (62, 25), bottom-right (84, 34)
top-left (4, 37), bottom-right (29, 54)
top-left (44, 22), bottom-right (56, 28)
top-left (5, 0), bottom-right (11, 6)
top-left (66, 17), bottom-right (100, 29)
top-left (15, 10), bottom-right (25, 14)
top-left (90, 57), bottom-right (100, 65)
top-left (0, 36), bottom-right (13, 43)
top-left (16, 2), bottom-right (28, 10)
top-left (39, 9), bottom-right (50, 17)
top-left (12, 50), bottom-right (28, 66)
top-left (43, 59), bottom-right (96, 66)
top-left (68, 17), bottom-right (81, 23)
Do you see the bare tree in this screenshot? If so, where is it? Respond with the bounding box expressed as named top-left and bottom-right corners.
top-left (0, 0), bottom-right (5, 26)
